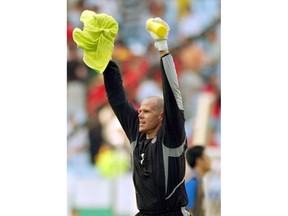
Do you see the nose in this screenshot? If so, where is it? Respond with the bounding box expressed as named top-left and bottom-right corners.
top-left (138, 110), bottom-right (143, 118)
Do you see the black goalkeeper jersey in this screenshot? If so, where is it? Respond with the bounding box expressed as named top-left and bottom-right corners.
top-left (103, 54), bottom-right (188, 213)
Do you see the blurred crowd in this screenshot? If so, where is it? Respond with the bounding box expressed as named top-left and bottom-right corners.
top-left (67, 0), bottom-right (220, 180)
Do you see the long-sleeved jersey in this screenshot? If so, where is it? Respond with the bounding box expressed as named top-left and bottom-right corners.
top-left (103, 54), bottom-right (188, 214)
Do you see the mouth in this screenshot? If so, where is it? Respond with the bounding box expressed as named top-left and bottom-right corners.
top-left (139, 121), bottom-right (145, 128)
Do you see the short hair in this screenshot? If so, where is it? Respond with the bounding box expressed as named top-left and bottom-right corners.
top-left (144, 96), bottom-right (164, 112)
top-left (185, 146), bottom-right (205, 168)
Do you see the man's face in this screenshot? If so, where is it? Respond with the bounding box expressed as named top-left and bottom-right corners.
top-left (138, 98), bottom-right (163, 134)
top-left (200, 152), bottom-right (212, 173)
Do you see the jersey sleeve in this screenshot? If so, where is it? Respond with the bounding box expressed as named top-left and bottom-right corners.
top-left (160, 54), bottom-right (186, 147)
top-left (185, 178), bottom-right (198, 209)
top-left (103, 61), bottom-right (138, 142)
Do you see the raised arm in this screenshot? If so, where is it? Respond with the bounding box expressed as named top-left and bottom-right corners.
top-left (146, 18), bottom-right (186, 147)
top-left (103, 61), bottom-right (139, 142)
top-left (160, 53), bottom-right (186, 147)
top-left (72, 10), bottom-right (139, 142)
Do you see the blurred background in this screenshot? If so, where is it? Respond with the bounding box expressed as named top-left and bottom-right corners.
top-left (67, 0), bottom-right (220, 215)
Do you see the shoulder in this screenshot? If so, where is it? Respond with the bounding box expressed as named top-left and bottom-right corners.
top-left (186, 177), bottom-right (198, 188)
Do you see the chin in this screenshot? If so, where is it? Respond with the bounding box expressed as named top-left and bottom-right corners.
top-left (139, 127), bottom-right (146, 133)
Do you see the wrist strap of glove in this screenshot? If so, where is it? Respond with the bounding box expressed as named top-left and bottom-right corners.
top-left (154, 40), bottom-right (168, 51)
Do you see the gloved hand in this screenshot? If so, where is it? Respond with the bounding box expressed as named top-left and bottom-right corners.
top-left (145, 17), bottom-right (170, 51)
top-left (73, 10), bottom-right (118, 73)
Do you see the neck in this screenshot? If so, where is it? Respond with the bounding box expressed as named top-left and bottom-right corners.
top-left (146, 123), bottom-right (162, 139)
top-left (146, 130), bottom-right (158, 139)
top-left (195, 167), bottom-right (206, 177)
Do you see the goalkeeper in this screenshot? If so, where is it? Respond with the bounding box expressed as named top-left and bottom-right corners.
top-left (74, 13), bottom-right (190, 216)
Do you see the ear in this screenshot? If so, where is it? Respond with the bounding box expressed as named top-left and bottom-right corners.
top-left (196, 157), bottom-right (203, 166)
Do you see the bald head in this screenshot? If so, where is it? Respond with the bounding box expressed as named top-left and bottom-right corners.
top-left (142, 96), bottom-right (164, 113)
